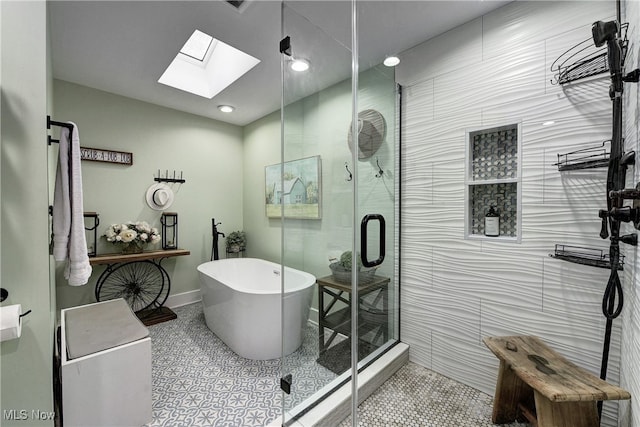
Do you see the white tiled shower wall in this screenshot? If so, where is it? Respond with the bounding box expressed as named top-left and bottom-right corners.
top-left (396, 1), bottom-right (631, 425)
top-left (622, 1), bottom-right (640, 426)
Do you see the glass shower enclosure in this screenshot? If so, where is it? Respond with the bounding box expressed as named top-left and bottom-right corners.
top-left (279, 1), bottom-right (400, 424)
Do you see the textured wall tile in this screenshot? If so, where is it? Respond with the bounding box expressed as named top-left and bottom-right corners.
top-left (482, 90), bottom-right (610, 140)
top-left (403, 317), bottom-right (433, 368)
top-left (433, 158), bottom-right (465, 198)
top-left (402, 209), bottom-right (488, 249)
top-left (401, 251), bottom-right (433, 290)
top-left (432, 41), bottom-right (546, 121)
top-left (521, 202), bottom-right (606, 239)
top-left (397, 17), bottom-right (483, 87)
top-left (432, 249), bottom-right (543, 309)
top-left (403, 80), bottom-right (434, 126)
top-left (404, 287), bottom-right (481, 342)
top-left (542, 256), bottom-right (612, 313)
top-left (482, 1), bottom-right (615, 61)
top-left (431, 332), bottom-right (499, 395)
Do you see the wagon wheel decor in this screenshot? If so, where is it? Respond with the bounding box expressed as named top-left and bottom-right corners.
top-left (95, 261), bottom-right (165, 312)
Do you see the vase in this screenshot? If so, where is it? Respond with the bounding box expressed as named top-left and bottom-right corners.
top-left (121, 244), bottom-right (144, 255)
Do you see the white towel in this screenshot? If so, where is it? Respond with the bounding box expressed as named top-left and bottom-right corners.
top-left (52, 122), bottom-right (92, 286)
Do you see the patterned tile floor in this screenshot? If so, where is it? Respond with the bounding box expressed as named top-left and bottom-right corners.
top-left (146, 303), bottom-right (527, 426)
top-left (146, 303), bottom-right (338, 426)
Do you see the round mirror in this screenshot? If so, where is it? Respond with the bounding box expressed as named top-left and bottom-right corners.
top-left (347, 109), bottom-right (386, 159)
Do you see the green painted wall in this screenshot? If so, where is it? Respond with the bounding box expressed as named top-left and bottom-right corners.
top-left (1, 1), bottom-right (55, 425)
top-left (53, 80), bottom-right (244, 309)
top-left (243, 110), bottom-right (282, 263)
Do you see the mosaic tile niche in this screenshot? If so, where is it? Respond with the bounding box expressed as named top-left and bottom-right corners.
top-left (471, 183), bottom-right (517, 237)
top-left (466, 124), bottom-right (520, 239)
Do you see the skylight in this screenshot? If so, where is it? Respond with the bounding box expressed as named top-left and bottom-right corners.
top-left (158, 30), bottom-right (260, 99)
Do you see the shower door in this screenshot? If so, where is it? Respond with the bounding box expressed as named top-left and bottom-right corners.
top-left (280, 1), bottom-right (399, 425)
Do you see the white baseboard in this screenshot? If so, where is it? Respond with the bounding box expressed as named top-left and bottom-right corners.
top-left (165, 292), bottom-right (320, 319)
top-left (165, 289), bottom-right (201, 309)
top-left (309, 307), bottom-right (319, 326)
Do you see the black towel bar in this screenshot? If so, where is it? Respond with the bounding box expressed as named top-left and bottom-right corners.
top-left (47, 115), bottom-right (74, 145)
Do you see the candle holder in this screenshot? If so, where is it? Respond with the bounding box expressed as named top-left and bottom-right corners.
top-left (161, 212), bottom-right (178, 250)
top-left (84, 212), bottom-right (99, 257)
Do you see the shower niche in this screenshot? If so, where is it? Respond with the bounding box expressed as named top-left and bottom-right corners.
top-left (465, 123), bottom-right (522, 242)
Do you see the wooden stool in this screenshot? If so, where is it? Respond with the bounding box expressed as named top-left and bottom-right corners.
top-left (483, 335), bottom-right (630, 427)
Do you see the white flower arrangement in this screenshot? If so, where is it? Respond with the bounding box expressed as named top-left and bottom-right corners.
top-left (103, 221), bottom-right (161, 251)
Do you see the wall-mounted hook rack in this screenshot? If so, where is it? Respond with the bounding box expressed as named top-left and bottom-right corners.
top-left (375, 157), bottom-right (384, 178)
top-left (154, 169), bottom-right (186, 184)
top-left (344, 162), bottom-right (353, 182)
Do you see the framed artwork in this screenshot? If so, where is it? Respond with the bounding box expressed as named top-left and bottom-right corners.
top-left (265, 155), bottom-right (321, 219)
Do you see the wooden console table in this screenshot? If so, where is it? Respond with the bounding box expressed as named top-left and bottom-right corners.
top-left (90, 249), bottom-right (190, 325)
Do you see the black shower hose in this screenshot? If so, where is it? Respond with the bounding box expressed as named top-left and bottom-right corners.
top-left (600, 243), bottom-right (624, 380)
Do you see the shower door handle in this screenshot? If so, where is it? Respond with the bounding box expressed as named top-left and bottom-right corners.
top-left (360, 214), bottom-right (385, 268)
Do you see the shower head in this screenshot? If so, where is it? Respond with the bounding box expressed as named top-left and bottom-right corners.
top-left (592, 20), bottom-right (619, 47)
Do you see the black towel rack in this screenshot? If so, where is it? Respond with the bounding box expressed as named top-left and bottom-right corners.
top-left (47, 115), bottom-right (74, 145)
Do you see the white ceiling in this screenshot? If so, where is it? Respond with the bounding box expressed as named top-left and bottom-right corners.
top-left (49, 1), bottom-right (510, 127)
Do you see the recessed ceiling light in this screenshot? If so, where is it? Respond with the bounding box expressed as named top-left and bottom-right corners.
top-left (290, 59), bottom-right (310, 72)
top-left (218, 105), bottom-right (235, 113)
top-left (542, 121), bottom-right (556, 126)
top-left (159, 29), bottom-right (260, 99)
top-left (383, 56), bottom-right (400, 67)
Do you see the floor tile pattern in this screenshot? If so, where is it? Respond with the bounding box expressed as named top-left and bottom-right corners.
top-left (146, 303), bottom-right (527, 426)
top-left (340, 362), bottom-right (529, 427)
top-left (146, 303), bottom-right (336, 427)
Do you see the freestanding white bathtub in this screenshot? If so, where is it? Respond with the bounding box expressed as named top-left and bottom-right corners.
top-left (197, 258), bottom-right (316, 360)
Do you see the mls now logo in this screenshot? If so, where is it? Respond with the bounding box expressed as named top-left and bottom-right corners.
top-left (31, 410), bottom-right (55, 420)
top-left (3, 409), bottom-right (55, 421)
top-left (3, 410), bottom-right (28, 420)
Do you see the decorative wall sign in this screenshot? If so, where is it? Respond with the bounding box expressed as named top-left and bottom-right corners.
top-left (80, 147), bottom-right (133, 165)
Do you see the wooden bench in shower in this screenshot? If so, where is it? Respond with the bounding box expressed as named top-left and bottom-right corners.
top-left (483, 335), bottom-right (630, 427)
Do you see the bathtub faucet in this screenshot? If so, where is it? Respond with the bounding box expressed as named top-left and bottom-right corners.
top-left (211, 218), bottom-right (225, 261)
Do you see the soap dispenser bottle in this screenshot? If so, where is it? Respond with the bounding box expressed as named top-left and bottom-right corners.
top-left (485, 205), bottom-right (500, 237)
